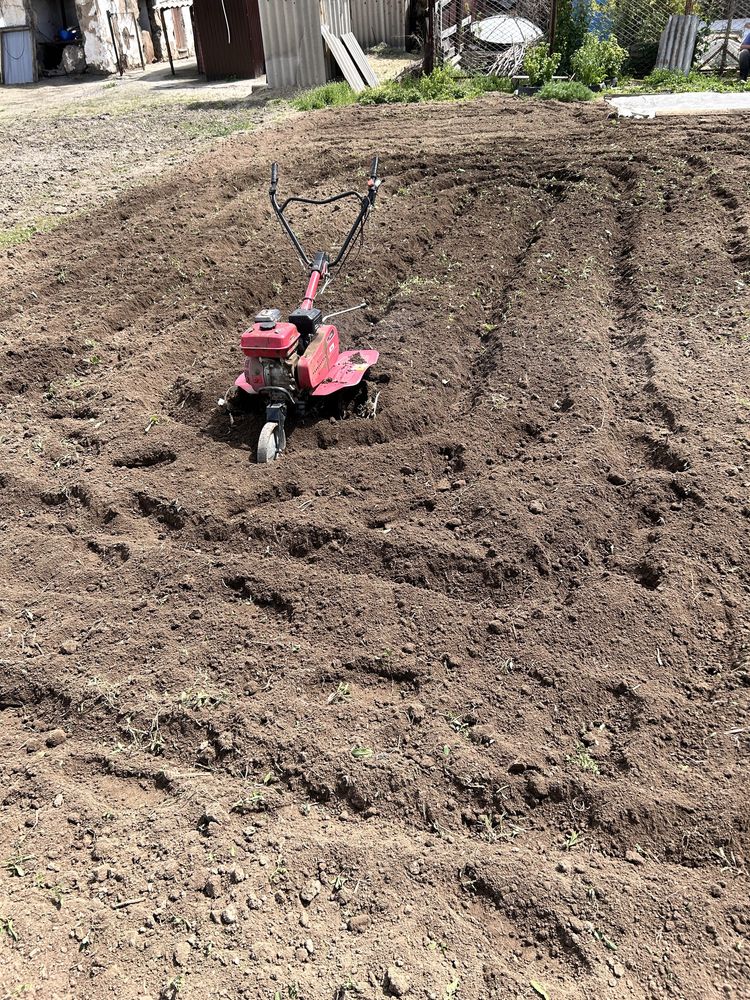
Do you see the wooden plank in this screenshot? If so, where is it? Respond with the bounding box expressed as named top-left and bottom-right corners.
top-left (341, 31), bottom-right (378, 87)
top-left (441, 15), bottom-right (472, 41)
top-left (321, 24), bottom-right (367, 92)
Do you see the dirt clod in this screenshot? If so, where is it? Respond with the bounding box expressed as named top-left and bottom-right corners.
top-left (300, 880), bottom-right (322, 905)
top-left (348, 913), bottom-right (371, 934)
top-left (385, 966), bottom-right (411, 996)
top-left (173, 942), bottom-right (191, 967)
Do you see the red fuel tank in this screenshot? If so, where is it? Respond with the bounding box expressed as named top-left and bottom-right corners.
top-left (241, 322), bottom-right (300, 359)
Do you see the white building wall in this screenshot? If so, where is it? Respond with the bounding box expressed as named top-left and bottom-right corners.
top-left (157, 3), bottom-right (194, 59)
top-left (0, 0), bottom-right (31, 29)
top-left (75, 0), bottom-right (142, 72)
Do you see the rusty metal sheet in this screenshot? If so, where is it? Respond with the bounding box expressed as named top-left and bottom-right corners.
top-left (192, 0), bottom-right (265, 79)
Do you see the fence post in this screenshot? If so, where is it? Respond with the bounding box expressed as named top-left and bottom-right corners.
top-left (424, 0), bottom-right (436, 74)
top-left (549, 0), bottom-right (559, 50)
top-left (720, 0), bottom-right (735, 74)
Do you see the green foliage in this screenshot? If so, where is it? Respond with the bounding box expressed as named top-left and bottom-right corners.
top-left (292, 81), bottom-right (357, 111)
top-left (641, 69), bottom-right (749, 92)
top-left (293, 68), bottom-right (513, 111)
top-left (601, 35), bottom-right (629, 78)
top-left (554, 0), bottom-right (589, 74)
top-left (536, 80), bottom-right (596, 101)
top-left (523, 43), bottom-right (562, 86)
top-left (359, 67), bottom-right (513, 104)
top-left (571, 33), bottom-right (627, 85)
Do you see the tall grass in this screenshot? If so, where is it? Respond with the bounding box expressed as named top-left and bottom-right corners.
top-left (292, 81), bottom-right (356, 111)
top-left (291, 67), bottom-right (514, 112)
top-left (640, 69), bottom-right (749, 93)
top-left (536, 81), bottom-right (595, 102)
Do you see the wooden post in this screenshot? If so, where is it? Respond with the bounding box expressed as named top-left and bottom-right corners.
top-left (133, 13), bottom-right (146, 70)
top-left (160, 6), bottom-right (176, 76)
top-left (720, 0), bottom-right (735, 74)
top-left (106, 11), bottom-right (123, 76)
top-left (549, 0), bottom-right (559, 51)
top-left (424, 0), bottom-right (436, 74)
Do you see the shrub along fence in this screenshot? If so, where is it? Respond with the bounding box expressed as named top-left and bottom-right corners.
top-left (429, 0), bottom-right (742, 80)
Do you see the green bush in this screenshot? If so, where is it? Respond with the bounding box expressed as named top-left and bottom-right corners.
top-left (536, 81), bottom-right (596, 101)
top-left (523, 42), bottom-right (562, 86)
top-left (571, 33), bottom-right (627, 86)
top-left (641, 69), bottom-right (748, 92)
top-left (296, 68), bottom-right (514, 110)
top-left (292, 82), bottom-right (355, 111)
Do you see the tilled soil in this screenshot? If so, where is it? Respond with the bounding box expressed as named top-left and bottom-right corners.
top-left (1, 96), bottom-right (749, 1000)
top-left (0, 93), bottom-right (280, 232)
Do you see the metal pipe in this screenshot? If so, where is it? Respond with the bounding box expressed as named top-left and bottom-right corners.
top-left (160, 6), bottom-right (175, 76)
top-left (132, 12), bottom-right (145, 70)
top-left (107, 11), bottom-right (123, 76)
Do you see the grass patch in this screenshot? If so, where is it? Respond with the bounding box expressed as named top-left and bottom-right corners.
top-left (180, 114), bottom-right (256, 138)
top-left (292, 81), bottom-right (357, 110)
top-left (292, 67), bottom-right (513, 111)
top-left (0, 217), bottom-right (60, 250)
top-left (536, 81), bottom-right (596, 102)
top-left (568, 746), bottom-right (601, 774)
top-left (631, 70), bottom-right (750, 94)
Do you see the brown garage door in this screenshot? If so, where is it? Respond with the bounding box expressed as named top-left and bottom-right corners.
top-left (192, 0), bottom-right (265, 79)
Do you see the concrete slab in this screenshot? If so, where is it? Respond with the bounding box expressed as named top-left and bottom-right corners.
top-left (608, 90), bottom-right (750, 118)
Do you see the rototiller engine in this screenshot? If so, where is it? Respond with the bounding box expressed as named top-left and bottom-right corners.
top-left (234, 157), bottom-right (382, 463)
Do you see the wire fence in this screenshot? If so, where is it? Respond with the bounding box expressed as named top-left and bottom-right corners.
top-left (432, 0), bottom-right (748, 78)
top-left (436, 0), bottom-right (551, 75)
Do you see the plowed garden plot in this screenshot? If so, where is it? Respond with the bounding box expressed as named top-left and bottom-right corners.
top-left (0, 97), bottom-right (749, 1000)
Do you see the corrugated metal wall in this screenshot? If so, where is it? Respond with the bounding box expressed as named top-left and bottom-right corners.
top-left (654, 13), bottom-right (699, 75)
top-left (351, 0), bottom-right (407, 48)
top-left (192, 0), bottom-right (265, 79)
top-left (322, 0), bottom-right (352, 35)
top-left (257, 0), bottom-right (326, 88)
top-left (1, 27), bottom-right (35, 85)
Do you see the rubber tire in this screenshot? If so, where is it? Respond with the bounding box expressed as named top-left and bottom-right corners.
top-left (257, 422), bottom-right (281, 463)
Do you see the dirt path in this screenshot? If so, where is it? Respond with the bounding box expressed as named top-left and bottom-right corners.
top-left (0, 75), bottom-right (281, 239)
top-left (0, 96), bottom-right (748, 1000)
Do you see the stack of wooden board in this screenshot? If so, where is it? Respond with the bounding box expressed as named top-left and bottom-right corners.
top-left (321, 25), bottom-right (378, 92)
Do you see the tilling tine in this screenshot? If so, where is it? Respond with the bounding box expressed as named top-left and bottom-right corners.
top-left (232, 158), bottom-right (383, 463)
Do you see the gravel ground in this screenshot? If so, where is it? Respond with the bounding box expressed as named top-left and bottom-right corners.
top-left (0, 49), bottom-right (415, 244)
